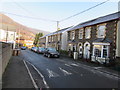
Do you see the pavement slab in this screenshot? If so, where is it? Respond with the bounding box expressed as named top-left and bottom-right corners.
top-left (2, 56), bottom-right (35, 89)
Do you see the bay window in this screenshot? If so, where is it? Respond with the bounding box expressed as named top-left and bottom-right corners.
top-left (93, 44), bottom-right (109, 58)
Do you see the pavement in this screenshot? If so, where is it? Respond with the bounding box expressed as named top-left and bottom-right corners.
top-left (2, 55), bottom-right (45, 89)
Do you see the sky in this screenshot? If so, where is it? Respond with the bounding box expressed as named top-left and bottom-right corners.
top-left (1, 0), bottom-right (119, 32)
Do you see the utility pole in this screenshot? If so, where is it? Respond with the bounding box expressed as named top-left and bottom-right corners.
top-left (6, 26), bottom-right (8, 43)
top-left (18, 25), bottom-right (20, 48)
top-left (13, 29), bottom-right (16, 49)
top-left (57, 21), bottom-right (59, 31)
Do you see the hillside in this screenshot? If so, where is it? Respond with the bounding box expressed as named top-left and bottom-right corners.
top-left (0, 13), bottom-right (50, 40)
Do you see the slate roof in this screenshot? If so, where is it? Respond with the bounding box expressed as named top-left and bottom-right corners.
top-left (66, 11), bottom-right (120, 32)
top-left (92, 38), bottom-right (112, 43)
top-left (40, 26), bottom-right (72, 39)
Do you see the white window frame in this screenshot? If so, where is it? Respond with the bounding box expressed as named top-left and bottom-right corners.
top-left (85, 27), bottom-right (91, 39)
top-left (52, 36), bottom-right (53, 42)
top-left (93, 43), bottom-right (109, 58)
top-left (79, 28), bottom-right (83, 39)
top-left (58, 34), bottom-right (60, 41)
top-left (71, 31), bottom-right (75, 40)
top-left (49, 36), bottom-right (51, 42)
top-left (97, 24), bottom-right (106, 38)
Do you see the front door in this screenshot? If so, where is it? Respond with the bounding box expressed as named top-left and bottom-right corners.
top-left (84, 42), bottom-right (90, 59)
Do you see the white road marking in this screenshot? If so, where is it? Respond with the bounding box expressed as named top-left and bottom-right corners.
top-left (65, 64), bottom-right (72, 67)
top-left (80, 74), bottom-right (83, 76)
top-left (23, 60), bottom-right (38, 89)
top-left (94, 67), bottom-right (103, 69)
top-left (25, 60), bottom-right (49, 88)
top-left (46, 69), bottom-right (59, 78)
top-left (59, 67), bottom-right (72, 76)
top-left (71, 63), bottom-right (79, 67)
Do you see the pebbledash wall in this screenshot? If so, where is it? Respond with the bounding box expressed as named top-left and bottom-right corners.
top-left (67, 12), bottom-right (120, 64)
top-left (0, 42), bottom-right (12, 83)
top-left (0, 42), bottom-right (12, 89)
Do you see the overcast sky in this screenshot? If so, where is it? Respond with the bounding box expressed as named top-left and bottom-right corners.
top-left (1, 0), bottom-right (119, 32)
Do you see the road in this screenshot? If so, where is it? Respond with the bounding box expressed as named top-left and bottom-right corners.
top-left (20, 49), bottom-right (119, 88)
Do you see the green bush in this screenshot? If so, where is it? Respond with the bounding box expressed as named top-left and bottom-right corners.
top-left (59, 50), bottom-right (68, 55)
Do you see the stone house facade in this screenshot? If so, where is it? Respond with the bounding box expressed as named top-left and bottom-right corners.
top-left (67, 12), bottom-right (120, 64)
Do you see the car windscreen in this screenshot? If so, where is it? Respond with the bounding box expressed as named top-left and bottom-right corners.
top-left (48, 48), bottom-right (56, 51)
top-left (39, 48), bottom-right (45, 50)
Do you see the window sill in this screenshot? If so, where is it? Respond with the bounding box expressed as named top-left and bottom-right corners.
top-left (91, 56), bottom-right (109, 64)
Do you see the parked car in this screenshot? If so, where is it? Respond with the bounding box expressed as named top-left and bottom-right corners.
top-left (21, 46), bottom-right (27, 50)
top-left (43, 47), bottom-right (60, 58)
top-left (31, 47), bottom-right (38, 52)
top-left (37, 47), bottom-right (45, 54)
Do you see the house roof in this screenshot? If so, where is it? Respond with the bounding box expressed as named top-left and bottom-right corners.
top-left (40, 26), bottom-right (72, 39)
top-left (92, 38), bottom-right (112, 43)
top-left (66, 11), bottom-right (120, 32)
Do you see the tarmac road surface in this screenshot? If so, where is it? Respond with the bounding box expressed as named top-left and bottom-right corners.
top-left (20, 49), bottom-right (119, 88)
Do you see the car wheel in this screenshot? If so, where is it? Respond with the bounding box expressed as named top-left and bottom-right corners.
top-left (48, 54), bottom-right (51, 58)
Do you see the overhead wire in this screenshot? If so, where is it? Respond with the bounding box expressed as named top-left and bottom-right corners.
top-left (3, 0), bottom-right (57, 22)
top-left (1, 11), bottom-right (57, 22)
top-left (59, 0), bottom-right (110, 22)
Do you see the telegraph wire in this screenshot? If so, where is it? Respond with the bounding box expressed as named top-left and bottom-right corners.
top-left (59, 0), bottom-right (110, 22)
top-left (12, 1), bottom-right (32, 15)
top-left (1, 11), bottom-right (57, 22)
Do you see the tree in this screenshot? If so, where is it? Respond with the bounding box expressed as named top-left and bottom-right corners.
top-left (33, 33), bottom-right (43, 46)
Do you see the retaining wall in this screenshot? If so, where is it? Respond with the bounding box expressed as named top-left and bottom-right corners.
top-left (0, 42), bottom-right (13, 89)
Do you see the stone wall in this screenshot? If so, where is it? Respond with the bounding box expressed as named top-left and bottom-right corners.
top-left (67, 19), bottom-right (118, 60)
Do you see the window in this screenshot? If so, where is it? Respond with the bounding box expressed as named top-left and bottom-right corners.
top-left (97, 25), bottom-right (106, 38)
top-left (103, 45), bottom-right (108, 58)
top-left (79, 29), bottom-right (83, 39)
top-left (58, 34), bottom-right (60, 41)
top-left (85, 27), bottom-right (91, 39)
top-left (49, 36), bottom-right (51, 42)
top-left (52, 36), bottom-right (53, 42)
top-left (71, 31), bottom-right (75, 40)
top-left (93, 44), bottom-right (109, 58)
top-left (94, 45), bottom-right (102, 57)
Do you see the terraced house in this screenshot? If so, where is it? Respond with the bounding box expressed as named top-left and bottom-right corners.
top-left (39, 35), bottom-right (48, 48)
top-left (39, 27), bottom-right (71, 51)
top-left (67, 12), bottom-right (120, 64)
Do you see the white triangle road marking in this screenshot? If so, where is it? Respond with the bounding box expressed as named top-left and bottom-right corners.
top-left (46, 69), bottom-right (60, 78)
top-left (59, 67), bottom-right (72, 76)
